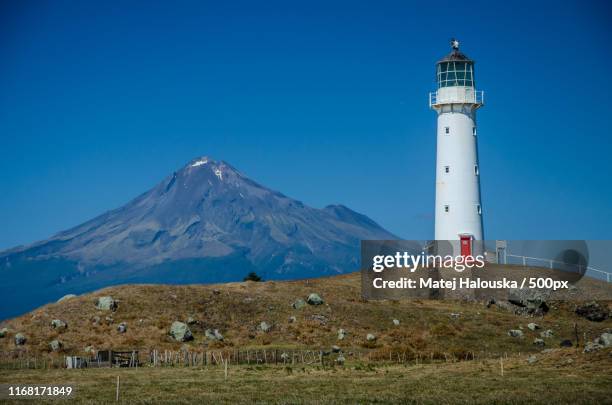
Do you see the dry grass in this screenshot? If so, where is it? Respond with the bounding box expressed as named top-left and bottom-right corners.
top-left (0, 272), bottom-right (610, 360)
top-left (0, 349), bottom-right (610, 404)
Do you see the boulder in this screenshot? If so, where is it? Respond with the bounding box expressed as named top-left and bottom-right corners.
top-left (527, 323), bottom-right (540, 331)
top-left (336, 354), bottom-right (346, 365)
top-left (57, 294), bottom-right (76, 303)
top-left (598, 332), bottom-right (612, 347)
top-left (559, 339), bottom-right (573, 347)
top-left (288, 316), bottom-right (297, 324)
top-left (306, 293), bottom-right (324, 306)
top-left (95, 296), bottom-right (117, 311)
top-left (14, 333), bottom-right (26, 345)
top-left (51, 319), bottom-right (67, 329)
top-left (331, 345), bottom-right (341, 353)
top-left (507, 289), bottom-right (550, 315)
top-left (292, 299), bottom-right (306, 310)
top-left (212, 289), bottom-right (221, 295)
top-left (0, 327), bottom-right (8, 338)
top-left (186, 317), bottom-right (198, 325)
top-left (117, 323), bottom-right (127, 333)
top-left (169, 321), bottom-right (193, 342)
top-left (508, 329), bottom-right (524, 338)
top-left (393, 319), bottom-right (400, 326)
top-left (527, 355), bottom-right (537, 364)
top-left (575, 302), bottom-right (609, 322)
top-left (259, 321), bottom-right (272, 333)
top-left (366, 333), bottom-right (376, 341)
top-left (337, 329), bottom-right (347, 340)
top-left (91, 316), bottom-right (101, 325)
top-left (49, 340), bottom-right (63, 352)
top-left (449, 313), bottom-right (461, 319)
top-left (533, 338), bottom-right (545, 347)
top-left (540, 329), bottom-right (554, 338)
top-left (205, 329), bottom-right (224, 341)
top-left (584, 341), bottom-right (603, 353)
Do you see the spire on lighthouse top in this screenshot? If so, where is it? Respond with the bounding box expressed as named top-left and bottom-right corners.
top-left (438, 38), bottom-right (472, 63)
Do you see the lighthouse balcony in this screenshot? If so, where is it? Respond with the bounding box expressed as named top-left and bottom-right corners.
top-left (429, 88), bottom-right (484, 108)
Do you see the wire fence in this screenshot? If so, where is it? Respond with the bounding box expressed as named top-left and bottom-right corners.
top-left (503, 254), bottom-right (611, 283)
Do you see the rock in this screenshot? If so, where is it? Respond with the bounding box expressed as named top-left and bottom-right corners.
top-left (243, 297), bottom-right (254, 304)
top-left (117, 323), bottom-right (127, 333)
top-left (533, 338), bottom-right (545, 347)
top-left (14, 333), bottom-right (26, 345)
top-left (336, 354), bottom-right (346, 365)
top-left (51, 319), bottom-right (67, 329)
top-left (311, 314), bottom-right (328, 325)
top-left (575, 302), bottom-right (609, 322)
top-left (280, 352), bottom-right (290, 362)
top-left (92, 316), bottom-right (101, 325)
top-left (507, 289), bottom-right (550, 315)
top-left (292, 299), bottom-right (306, 310)
top-left (449, 313), bottom-right (461, 319)
top-left (306, 293), bottom-right (324, 306)
top-left (212, 289), bottom-right (221, 295)
top-left (186, 317), bottom-right (197, 325)
top-left (57, 294), bottom-right (76, 303)
top-left (366, 333), bottom-right (376, 341)
top-left (338, 329), bottom-right (347, 340)
top-left (508, 329), bottom-right (524, 338)
top-left (105, 316), bottom-right (114, 325)
top-left (393, 319), bottom-right (400, 326)
top-left (95, 296), bottom-right (117, 311)
top-left (527, 355), bottom-right (537, 364)
top-left (598, 332), bottom-right (612, 347)
top-left (288, 316), bottom-right (297, 323)
top-left (584, 341), bottom-right (604, 353)
top-left (0, 327), bottom-right (8, 338)
top-left (540, 329), bottom-right (554, 338)
top-left (527, 323), bottom-right (540, 331)
top-left (259, 321), bottom-right (272, 333)
top-left (205, 329), bottom-right (224, 341)
top-left (49, 340), bottom-right (62, 352)
top-left (559, 339), bottom-right (573, 347)
top-left (331, 345), bottom-right (341, 353)
top-left (169, 321), bottom-right (193, 342)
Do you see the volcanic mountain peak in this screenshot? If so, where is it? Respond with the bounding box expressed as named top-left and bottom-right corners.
top-left (0, 156), bottom-right (397, 319)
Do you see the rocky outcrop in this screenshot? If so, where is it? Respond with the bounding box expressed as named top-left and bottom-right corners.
top-left (575, 302), bottom-right (609, 322)
top-left (51, 319), bottom-right (67, 330)
top-left (307, 293), bottom-right (324, 306)
top-left (169, 321), bottom-right (193, 342)
top-left (95, 296), bottom-right (117, 311)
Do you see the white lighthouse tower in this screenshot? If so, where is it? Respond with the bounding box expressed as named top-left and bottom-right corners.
top-left (430, 39), bottom-right (484, 256)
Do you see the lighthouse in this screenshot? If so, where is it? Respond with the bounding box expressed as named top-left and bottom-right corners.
top-left (430, 39), bottom-right (484, 256)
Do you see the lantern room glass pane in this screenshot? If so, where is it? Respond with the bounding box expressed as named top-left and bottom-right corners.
top-left (437, 61), bottom-right (475, 88)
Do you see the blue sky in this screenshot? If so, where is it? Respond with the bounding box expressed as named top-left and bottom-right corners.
top-left (0, 0), bottom-right (611, 250)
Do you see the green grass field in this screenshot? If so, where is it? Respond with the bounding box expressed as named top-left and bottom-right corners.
top-left (1, 349), bottom-right (610, 404)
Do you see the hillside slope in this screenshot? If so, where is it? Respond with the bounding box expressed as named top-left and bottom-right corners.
top-left (1, 272), bottom-right (610, 359)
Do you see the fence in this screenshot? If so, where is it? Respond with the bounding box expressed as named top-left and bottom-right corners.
top-left (503, 254), bottom-right (611, 283)
top-left (0, 348), bottom-right (512, 370)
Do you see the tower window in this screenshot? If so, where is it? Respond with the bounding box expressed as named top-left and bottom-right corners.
top-left (472, 127), bottom-right (477, 136)
top-left (474, 165), bottom-right (479, 175)
top-left (445, 127), bottom-right (450, 134)
top-left (444, 205), bottom-right (450, 213)
top-left (477, 204), bottom-right (482, 215)
top-left (444, 166), bottom-right (450, 173)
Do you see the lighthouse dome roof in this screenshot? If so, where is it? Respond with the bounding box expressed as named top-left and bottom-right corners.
top-left (437, 49), bottom-right (473, 64)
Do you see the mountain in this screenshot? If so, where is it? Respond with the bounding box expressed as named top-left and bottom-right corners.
top-left (0, 157), bottom-right (396, 319)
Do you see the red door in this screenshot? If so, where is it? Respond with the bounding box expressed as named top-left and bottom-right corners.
top-left (460, 235), bottom-right (472, 257)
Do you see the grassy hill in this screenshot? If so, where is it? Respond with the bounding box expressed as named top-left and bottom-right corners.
top-left (1, 271), bottom-right (610, 359)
